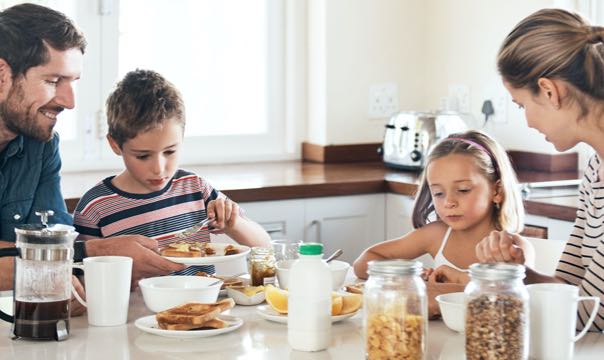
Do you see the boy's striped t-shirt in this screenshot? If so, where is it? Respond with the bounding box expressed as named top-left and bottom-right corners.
top-left (556, 154), bottom-right (604, 332)
top-left (73, 169), bottom-right (230, 275)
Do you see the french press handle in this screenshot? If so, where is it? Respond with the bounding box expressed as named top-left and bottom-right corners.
top-left (0, 247), bottom-right (20, 323)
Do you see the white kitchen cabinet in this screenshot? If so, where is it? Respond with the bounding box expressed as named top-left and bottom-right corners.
top-left (219, 194), bottom-right (386, 265)
top-left (524, 214), bottom-right (574, 242)
top-left (303, 194), bottom-right (385, 264)
top-left (385, 193), bottom-right (415, 239)
top-left (385, 193), bottom-right (433, 267)
top-left (238, 199), bottom-right (306, 241)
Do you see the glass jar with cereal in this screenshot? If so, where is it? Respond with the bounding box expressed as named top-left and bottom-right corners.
top-left (465, 263), bottom-right (529, 360)
top-left (364, 260), bottom-right (427, 360)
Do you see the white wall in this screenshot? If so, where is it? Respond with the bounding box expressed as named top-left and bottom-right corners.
top-left (306, 0), bottom-right (594, 165)
top-left (422, 0), bottom-right (555, 153)
top-left (308, 0), bottom-right (428, 145)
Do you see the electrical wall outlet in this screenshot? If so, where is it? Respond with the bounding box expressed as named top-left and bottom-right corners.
top-left (448, 84), bottom-right (470, 114)
top-left (368, 83), bottom-right (399, 119)
top-left (492, 93), bottom-right (508, 123)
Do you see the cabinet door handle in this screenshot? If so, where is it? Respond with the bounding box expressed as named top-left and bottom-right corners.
top-left (309, 220), bottom-right (322, 243)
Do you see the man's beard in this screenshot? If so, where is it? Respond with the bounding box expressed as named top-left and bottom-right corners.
top-left (0, 82), bottom-right (55, 142)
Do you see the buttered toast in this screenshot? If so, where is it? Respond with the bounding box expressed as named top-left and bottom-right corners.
top-left (159, 243), bottom-right (203, 257)
top-left (156, 298), bottom-right (235, 331)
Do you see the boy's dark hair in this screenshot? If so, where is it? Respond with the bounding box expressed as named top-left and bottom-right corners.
top-left (0, 3), bottom-right (87, 78)
top-left (106, 69), bottom-right (185, 147)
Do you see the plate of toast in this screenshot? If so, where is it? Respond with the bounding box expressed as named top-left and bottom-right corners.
top-left (160, 243), bottom-right (250, 265)
top-left (135, 298), bottom-right (243, 338)
top-left (255, 305), bottom-right (358, 324)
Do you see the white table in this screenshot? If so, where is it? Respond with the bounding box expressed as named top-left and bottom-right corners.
top-left (1, 289), bottom-right (603, 359)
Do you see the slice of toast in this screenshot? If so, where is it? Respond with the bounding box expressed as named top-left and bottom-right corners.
top-left (158, 317), bottom-right (228, 331)
top-left (155, 298), bottom-right (235, 326)
top-left (345, 283), bottom-right (364, 294)
top-left (160, 243), bottom-right (203, 257)
top-left (195, 272), bottom-right (244, 289)
top-left (224, 244), bottom-right (240, 255)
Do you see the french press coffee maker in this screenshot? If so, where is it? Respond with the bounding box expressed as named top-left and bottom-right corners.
top-left (0, 210), bottom-right (78, 341)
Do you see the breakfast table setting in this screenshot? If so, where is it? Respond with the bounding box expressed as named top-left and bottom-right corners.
top-left (1, 227), bottom-right (604, 359)
top-left (1, 269), bottom-right (604, 359)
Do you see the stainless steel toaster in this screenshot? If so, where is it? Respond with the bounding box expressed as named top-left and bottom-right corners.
top-left (380, 111), bottom-right (468, 171)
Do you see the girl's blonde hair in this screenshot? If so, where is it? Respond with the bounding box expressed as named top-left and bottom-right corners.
top-left (411, 130), bottom-right (524, 233)
top-left (498, 8), bottom-right (604, 118)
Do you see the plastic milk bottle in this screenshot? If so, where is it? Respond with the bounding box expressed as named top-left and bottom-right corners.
top-left (287, 243), bottom-right (333, 351)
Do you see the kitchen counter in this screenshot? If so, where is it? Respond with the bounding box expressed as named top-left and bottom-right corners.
top-left (61, 161), bottom-right (579, 221)
top-left (1, 289), bottom-right (602, 359)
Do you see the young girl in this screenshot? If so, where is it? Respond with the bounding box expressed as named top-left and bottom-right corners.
top-left (353, 130), bottom-right (532, 280)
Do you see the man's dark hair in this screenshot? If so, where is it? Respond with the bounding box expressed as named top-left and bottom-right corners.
top-left (0, 3), bottom-right (87, 78)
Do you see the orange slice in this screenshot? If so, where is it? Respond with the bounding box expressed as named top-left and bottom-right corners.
top-left (331, 295), bottom-right (343, 315)
top-left (265, 284), bottom-right (288, 314)
top-left (340, 293), bottom-right (362, 314)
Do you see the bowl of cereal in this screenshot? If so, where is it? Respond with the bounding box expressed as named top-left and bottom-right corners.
top-left (435, 292), bottom-right (466, 332)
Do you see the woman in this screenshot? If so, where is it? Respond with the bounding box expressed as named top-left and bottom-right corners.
top-left (475, 8), bottom-right (604, 332)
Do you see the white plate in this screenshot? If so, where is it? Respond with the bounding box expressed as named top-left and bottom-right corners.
top-left (134, 314), bottom-right (243, 339)
top-left (256, 305), bottom-right (358, 324)
top-left (162, 244), bottom-right (250, 265)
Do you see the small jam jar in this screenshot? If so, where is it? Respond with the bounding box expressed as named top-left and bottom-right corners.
top-left (465, 263), bottom-right (529, 360)
top-left (248, 247), bottom-right (276, 286)
top-left (364, 259), bottom-right (427, 360)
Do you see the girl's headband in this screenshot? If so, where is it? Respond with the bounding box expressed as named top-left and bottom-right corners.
top-left (446, 137), bottom-right (500, 177)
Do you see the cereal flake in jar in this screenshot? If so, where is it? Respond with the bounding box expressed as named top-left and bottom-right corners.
top-left (364, 260), bottom-right (427, 360)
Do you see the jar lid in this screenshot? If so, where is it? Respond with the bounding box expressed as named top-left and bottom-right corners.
top-left (299, 243), bottom-right (323, 255)
top-left (469, 263), bottom-right (525, 281)
top-left (367, 259), bottom-right (422, 276)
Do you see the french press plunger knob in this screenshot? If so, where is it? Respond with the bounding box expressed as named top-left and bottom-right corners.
top-left (35, 210), bottom-right (54, 228)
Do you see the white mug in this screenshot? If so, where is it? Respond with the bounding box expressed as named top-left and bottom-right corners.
top-left (527, 283), bottom-right (600, 360)
top-left (73, 256), bottom-right (133, 326)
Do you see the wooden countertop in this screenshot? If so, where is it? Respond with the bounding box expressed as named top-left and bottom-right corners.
top-left (61, 161), bottom-right (579, 221)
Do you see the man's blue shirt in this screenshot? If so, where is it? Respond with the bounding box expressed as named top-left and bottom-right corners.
top-left (0, 133), bottom-right (72, 241)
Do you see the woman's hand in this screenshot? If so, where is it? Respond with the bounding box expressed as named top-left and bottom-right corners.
top-left (207, 198), bottom-right (240, 231)
top-left (475, 230), bottom-right (525, 264)
top-left (428, 265), bottom-right (470, 285)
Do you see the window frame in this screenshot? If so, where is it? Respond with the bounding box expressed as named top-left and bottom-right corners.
top-left (57, 0), bottom-right (305, 172)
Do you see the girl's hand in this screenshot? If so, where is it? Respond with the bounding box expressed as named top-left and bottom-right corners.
top-left (421, 267), bottom-right (434, 281)
top-left (207, 198), bottom-right (240, 231)
top-left (475, 230), bottom-right (525, 264)
top-left (428, 265), bottom-right (470, 285)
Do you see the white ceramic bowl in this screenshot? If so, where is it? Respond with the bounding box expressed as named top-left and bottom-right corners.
top-left (276, 259), bottom-right (350, 291)
top-left (435, 292), bottom-right (466, 332)
top-left (226, 286), bottom-right (266, 306)
top-left (139, 276), bottom-right (222, 312)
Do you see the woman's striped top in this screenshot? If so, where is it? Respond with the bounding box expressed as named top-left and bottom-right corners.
top-left (556, 154), bottom-right (604, 331)
top-left (73, 169), bottom-right (234, 275)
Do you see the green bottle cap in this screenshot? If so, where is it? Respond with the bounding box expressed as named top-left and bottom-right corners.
top-left (298, 243), bottom-right (323, 255)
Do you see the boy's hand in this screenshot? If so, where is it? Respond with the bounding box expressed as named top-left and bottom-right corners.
top-left (475, 230), bottom-right (525, 264)
top-left (70, 275), bottom-right (86, 316)
top-left (207, 198), bottom-right (239, 231)
top-left (428, 265), bottom-right (470, 285)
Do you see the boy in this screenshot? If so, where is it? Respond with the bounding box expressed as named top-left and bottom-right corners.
top-left (73, 69), bottom-right (271, 275)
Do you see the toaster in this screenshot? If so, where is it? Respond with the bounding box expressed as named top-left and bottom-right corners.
top-left (380, 111), bottom-right (468, 171)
